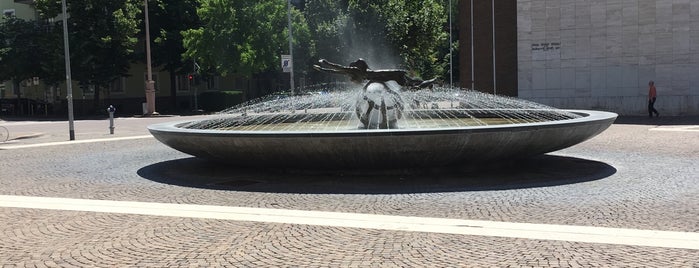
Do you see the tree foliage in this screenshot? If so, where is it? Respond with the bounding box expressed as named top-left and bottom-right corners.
top-left (71, 0), bottom-right (141, 111)
top-left (34, 0), bottom-right (141, 111)
top-left (302, 0), bottom-right (451, 80)
top-left (34, 0), bottom-right (62, 18)
top-left (148, 0), bottom-right (200, 74)
top-left (346, 0), bottom-right (447, 79)
top-left (145, 0), bottom-right (200, 110)
top-left (36, 21), bottom-right (66, 88)
top-left (68, 0), bottom-right (140, 87)
top-left (304, 0), bottom-right (348, 64)
top-left (0, 18), bottom-right (42, 89)
top-left (3, 0), bottom-right (455, 109)
top-left (387, 0), bottom-right (448, 78)
top-left (182, 0), bottom-right (312, 78)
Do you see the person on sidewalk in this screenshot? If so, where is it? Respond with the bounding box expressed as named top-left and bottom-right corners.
top-left (648, 80), bottom-right (659, 118)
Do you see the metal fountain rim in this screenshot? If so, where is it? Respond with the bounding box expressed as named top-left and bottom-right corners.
top-left (147, 109), bottom-right (618, 137)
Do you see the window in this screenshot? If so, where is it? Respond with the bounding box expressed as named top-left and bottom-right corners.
top-left (110, 77), bottom-right (126, 94)
top-left (3, 9), bottom-right (15, 17)
top-left (176, 75), bottom-right (189, 92)
top-left (82, 84), bottom-right (95, 95)
top-left (207, 76), bottom-right (219, 90)
top-left (235, 77), bottom-right (245, 89)
top-left (80, 84), bottom-right (95, 96)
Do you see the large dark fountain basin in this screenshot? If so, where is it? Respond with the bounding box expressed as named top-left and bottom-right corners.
top-left (148, 109), bottom-right (616, 168)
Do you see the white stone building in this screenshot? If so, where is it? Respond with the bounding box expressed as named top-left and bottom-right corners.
top-left (517, 0), bottom-right (699, 115)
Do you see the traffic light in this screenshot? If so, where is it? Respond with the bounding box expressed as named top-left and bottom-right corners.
top-left (187, 73), bottom-right (201, 86)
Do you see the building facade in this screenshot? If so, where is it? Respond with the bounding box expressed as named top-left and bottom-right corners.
top-left (1, 1), bottom-right (35, 20)
top-left (459, 1), bottom-right (518, 97)
top-left (517, 0), bottom-right (699, 115)
top-left (462, 0), bottom-right (699, 116)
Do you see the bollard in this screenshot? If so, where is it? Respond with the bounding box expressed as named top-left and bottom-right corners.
top-left (107, 105), bottom-right (116, 134)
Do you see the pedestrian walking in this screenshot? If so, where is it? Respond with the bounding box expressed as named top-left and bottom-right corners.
top-left (648, 80), bottom-right (659, 117)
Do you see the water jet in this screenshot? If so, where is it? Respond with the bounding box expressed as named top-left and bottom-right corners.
top-left (148, 82), bottom-right (616, 168)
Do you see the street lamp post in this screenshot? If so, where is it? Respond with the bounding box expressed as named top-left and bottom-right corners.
top-left (492, 0), bottom-right (497, 95)
top-left (144, 0), bottom-right (157, 115)
top-left (470, 0), bottom-right (475, 91)
top-left (61, 0), bottom-right (75, 140)
top-left (287, 0), bottom-right (295, 95)
top-left (449, 0), bottom-right (454, 88)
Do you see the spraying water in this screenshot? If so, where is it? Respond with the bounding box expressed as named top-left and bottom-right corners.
top-left (178, 83), bottom-right (580, 132)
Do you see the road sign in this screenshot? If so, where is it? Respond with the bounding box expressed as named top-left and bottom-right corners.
top-left (194, 62), bottom-right (201, 74)
top-left (281, 54), bottom-right (292, 73)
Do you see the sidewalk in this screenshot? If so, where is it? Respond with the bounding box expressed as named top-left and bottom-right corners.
top-left (0, 114), bottom-right (211, 146)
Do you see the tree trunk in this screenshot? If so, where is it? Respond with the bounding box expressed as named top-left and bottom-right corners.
top-left (169, 69), bottom-right (177, 112)
top-left (92, 84), bottom-right (101, 115)
top-left (13, 79), bottom-right (21, 116)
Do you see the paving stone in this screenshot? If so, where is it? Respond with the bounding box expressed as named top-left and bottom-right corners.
top-left (0, 117), bottom-right (697, 266)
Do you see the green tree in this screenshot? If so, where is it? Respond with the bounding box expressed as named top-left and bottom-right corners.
top-left (182, 0), bottom-right (312, 96)
top-left (34, 0), bottom-right (62, 18)
top-left (0, 17), bottom-right (42, 105)
top-left (147, 0), bottom-right (200, 111)
top-left (35, 20), bottom-right (67, 108)
top-left (304, 0), bottom-right (448, 80)
top-left (35, 0), bottom-right (141, 113)
top-left (348, 0), bottom-right (447, 79)
top-left (304, 0), bottom-right (347, 64)
top-left (441, 0), bottom-right (459, 84)
top-left (346, 0), bottom-right (394, 65)
top-left (30, 1), bottom-right (68, 101)
top-left (76, 0), bottom-right (140, 113)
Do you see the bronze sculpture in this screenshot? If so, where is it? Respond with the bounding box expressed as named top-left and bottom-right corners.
top-left (313, 58), bottom-right (436, 129)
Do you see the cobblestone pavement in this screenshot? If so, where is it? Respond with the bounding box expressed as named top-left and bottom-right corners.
top-left (0, 115), bottom-right (698, 267)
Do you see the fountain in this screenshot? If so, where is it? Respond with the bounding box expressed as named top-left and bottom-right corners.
top-left (148, 58), bottom-right (616, 168)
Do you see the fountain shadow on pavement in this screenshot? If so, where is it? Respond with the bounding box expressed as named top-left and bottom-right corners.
top-left (137, 155), bottom-right (616, 194)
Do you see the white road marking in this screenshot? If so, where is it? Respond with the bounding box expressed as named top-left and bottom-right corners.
top-left (649, 126), bottom-right (699, 132)
top-left (0, 135), bottom-right (153, 150)
top-left (0, 195), bottom-right (697, 250)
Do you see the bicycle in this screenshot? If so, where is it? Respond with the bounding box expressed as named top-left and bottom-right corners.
top-left (0, 125), bottom-right (8, 143)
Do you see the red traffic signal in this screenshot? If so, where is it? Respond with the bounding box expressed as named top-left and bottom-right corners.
top-left (188, 74), bottom-right (193, 81)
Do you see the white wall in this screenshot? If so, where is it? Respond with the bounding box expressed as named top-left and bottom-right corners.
top-left (517, 0), bottom-right (699, 115)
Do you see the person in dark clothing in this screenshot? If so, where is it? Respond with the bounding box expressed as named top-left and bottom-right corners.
top-left (648, 80), bottom-right (659, 117)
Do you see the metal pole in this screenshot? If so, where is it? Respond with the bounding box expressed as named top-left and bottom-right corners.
top-left (61, 0), bottom-right (75, 140)
top-left (287, 0), bottom-right (295, 95)
top-left (144, 0), bottom-right (156, 115)
top-left (109, 114), bottom-right (114, 134)
top-left (193, 60), bottom-right (199, 111)
top-left (492, 0), bottom-right (497, 95)
top-left (470, 0), bottom-right (475, 91)
top-left (107, 105), bottom-right (115, 134)
top-left (449, 0), bottom-right (453, 88)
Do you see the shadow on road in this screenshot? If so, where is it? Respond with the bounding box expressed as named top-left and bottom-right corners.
top-left (137, 155), bottom-right (616, 194)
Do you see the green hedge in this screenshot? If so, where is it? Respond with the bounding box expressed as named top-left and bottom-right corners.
top-left (198, 91), bottom-right (244, 111)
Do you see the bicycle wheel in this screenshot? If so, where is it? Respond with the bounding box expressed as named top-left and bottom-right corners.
top-left (0, 126), bottom-right (8, 142)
